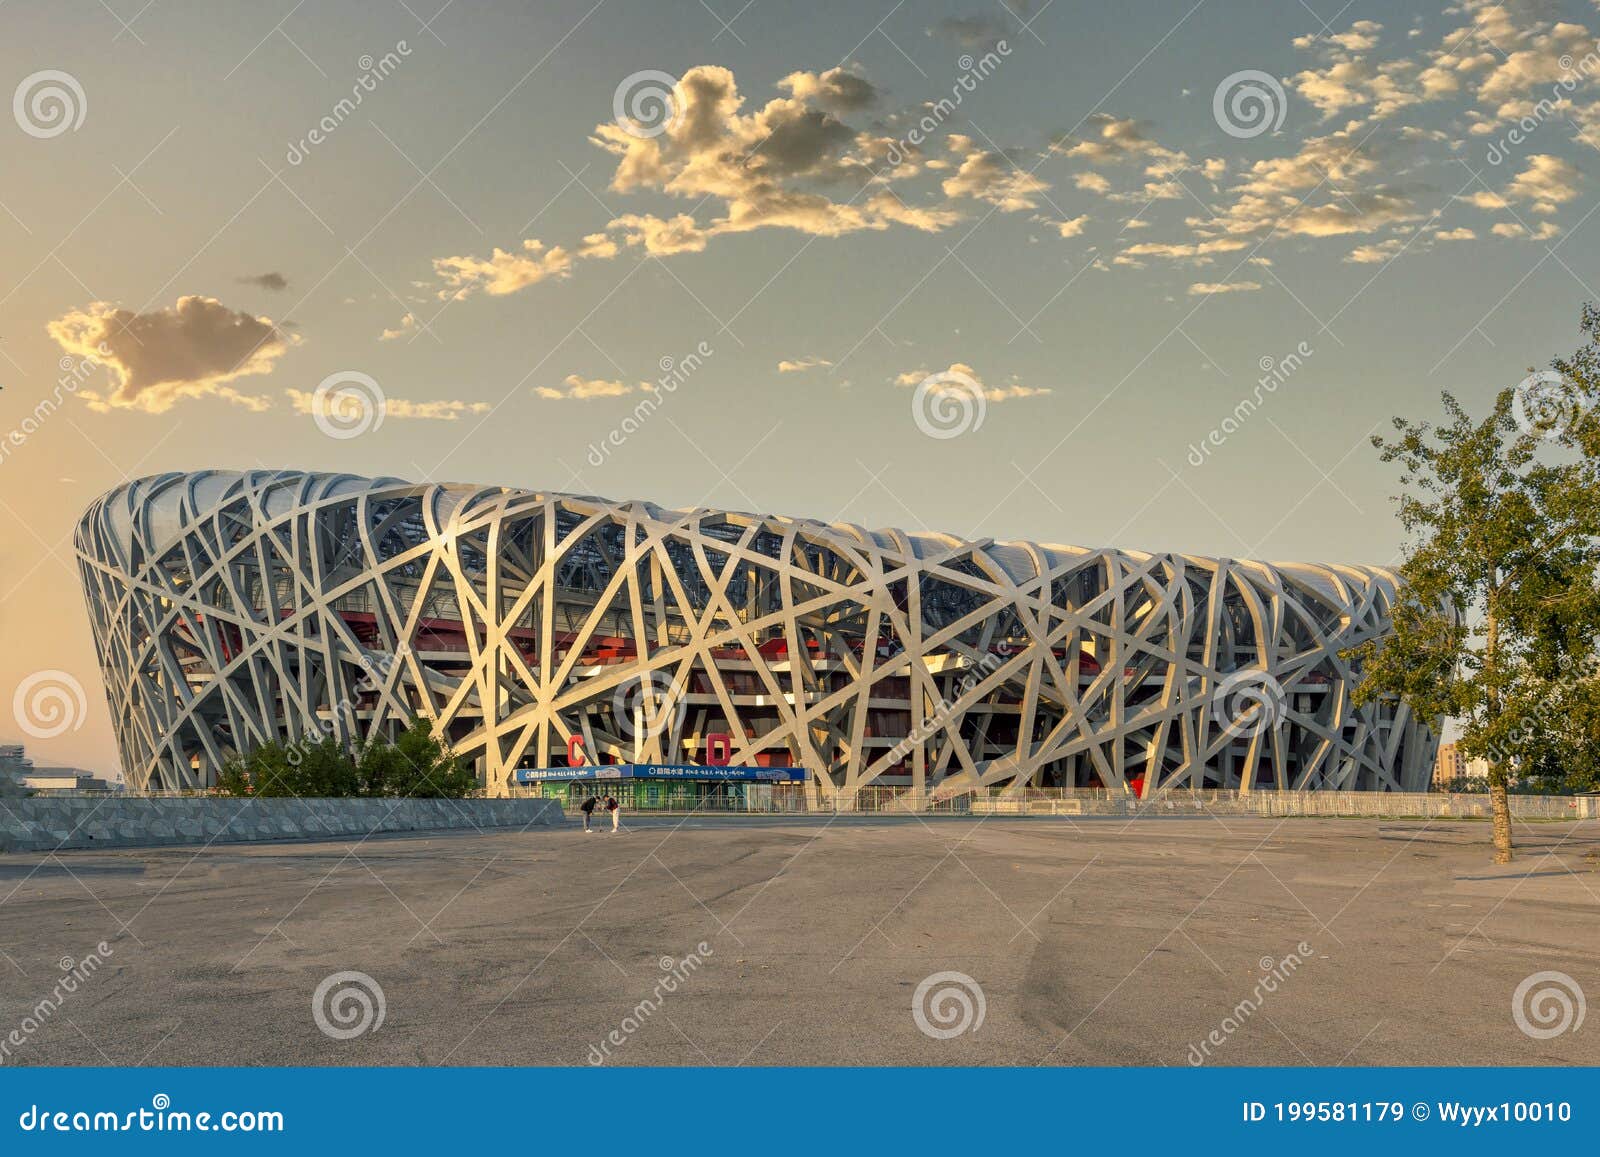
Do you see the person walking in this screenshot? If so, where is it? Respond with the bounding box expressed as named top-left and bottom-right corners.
top-left (606, 793), bottom-right (620, 833)
top-left (580, 794), bottom-right (598, 833)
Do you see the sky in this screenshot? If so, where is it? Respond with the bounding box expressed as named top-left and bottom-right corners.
top-left (3, 0), bottom-right (1600, 777)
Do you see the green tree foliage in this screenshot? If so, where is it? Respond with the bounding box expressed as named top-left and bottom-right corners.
top-left (217, 736), bottom-right (360, 798)
top-left (217, 718), bottom-right (476, 799)
top-left (1351, 308), bottom-right (1600, 862)
top-left (355, 717), bottom-right (477, 798)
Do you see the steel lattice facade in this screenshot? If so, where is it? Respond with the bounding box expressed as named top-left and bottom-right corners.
top-left (75, 470), bottom-right (1436, 797)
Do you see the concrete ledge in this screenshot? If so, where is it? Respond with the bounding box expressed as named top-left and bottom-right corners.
top-left (0, 796), bottom-right (566, 853)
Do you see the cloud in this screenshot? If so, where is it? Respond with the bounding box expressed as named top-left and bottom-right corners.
top-left (591, 64), bottom-right (964, 239)
top-left (237, 272), bottom-right (288, 291)
top-left (1290, 20), bottom-right (1418, 119)
top-left (1187, 281), bottom-right (1261, 294)
top-left (941, 136), bottom-right (1051, 211)
top-left (431, 64), bottom-right (970, 303)
top-left (1294, 20), bottom-right (1384, 55)
top-left (1048, 214), bottom-right (1089, 238)
top-left (1192, 126), bottom-right (1420, 238)
top-left (1491, 220), bottom-right (1561, 239)
top-left (47, 295), bottom-right (292, 413)
top-left (287, 389), bottom-right (489, 421)
top-left (1345, 239), bottom-right (1403, 263)
top-left (605, 213), bottom-right (711, 255)
top-left (778, 355), bottom-right (832, 372)
top-left (1050, 115), bottom-right (1202, 203)
top-left (1433, 226), bottom-right (1476, 240)
top-left (778, 66), bottom-right (880, 112)
top-left (1505, 153), bottom-right (1581, 213)
top-left (433, 239), bottom-right (573, 300)
top-left (1120, 238), bottom-right (1248, 263)
top-left (894, 361), bottom-right (1050, 402)
top-left (575, 231), bottom-right (620, 260)
top-left (380, 313), bottom-right (418, 341)
top-left (536, 374), bottom-right (639, 400)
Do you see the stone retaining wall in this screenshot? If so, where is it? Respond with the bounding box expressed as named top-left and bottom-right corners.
top-left (0, 796), bottom-right (566, 854)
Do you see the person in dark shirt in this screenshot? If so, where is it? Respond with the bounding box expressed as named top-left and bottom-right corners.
top-left (579, 794), bottom-right (598, 832)
top-left (605, 794), bottom-right (620, 833)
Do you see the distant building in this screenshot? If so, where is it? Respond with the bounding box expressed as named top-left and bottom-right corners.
top-left (1433, 742), bottom-right (1465, 787)
top-left (0, 743), bottom-right (116, 793)
top-left (1432, 742), bottom-right (1489, 789)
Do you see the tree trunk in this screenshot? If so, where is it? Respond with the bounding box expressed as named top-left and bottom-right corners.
top-left (1489, 773), bottom-right (1513, 863)
top-left (1485, 601), bottom-right (1514, 863)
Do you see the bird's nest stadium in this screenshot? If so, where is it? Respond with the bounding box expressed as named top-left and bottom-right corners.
top-left (75, 470), bottom-right (1437, 800)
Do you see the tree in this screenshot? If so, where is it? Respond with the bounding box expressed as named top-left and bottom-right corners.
top-left (1352, 310), bottom-right (1600, 862)
top-left (356, 717), bottom-right (477, 799)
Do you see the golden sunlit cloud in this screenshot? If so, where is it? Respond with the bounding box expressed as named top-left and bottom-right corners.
top-left (535, 374), bottom-right (640, 400)
top-left (48, 295), bottom-right (292, 414)
top-left (777, 356), bottom-right (833, 372)
top-left (894, 361), bottom-right (1051, 401)
top-left (286, 390), bottom-right (490, 420)
top-left (433, 239), bottom-right (573, 300)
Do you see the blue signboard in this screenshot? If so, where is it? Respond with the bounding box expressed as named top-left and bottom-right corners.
top-left (513, 763), bottom-right (807, 784)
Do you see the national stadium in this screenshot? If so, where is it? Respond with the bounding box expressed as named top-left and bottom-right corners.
top-left (74, 470), bottom-right (1437, 799)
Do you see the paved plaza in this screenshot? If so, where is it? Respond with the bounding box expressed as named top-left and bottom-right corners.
top-left (2, 815), bottom-right (1597, 1066)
